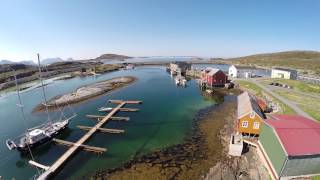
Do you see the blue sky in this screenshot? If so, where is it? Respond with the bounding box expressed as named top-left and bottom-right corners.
top-left (0, 0), bottom-right (319, 61)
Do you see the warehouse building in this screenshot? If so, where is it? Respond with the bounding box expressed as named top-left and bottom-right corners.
top-left (271, 68), bottom-right (297, 80)
top-left (259, 115), bottom-right (320, 179)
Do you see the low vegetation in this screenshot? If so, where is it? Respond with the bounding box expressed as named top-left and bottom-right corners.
top-left (236, 80), bottom-right (296, 115)
top-left (93, 64), bottom-right (123, 73)
top-left (226, 51), bottom-right (320, 75)
top-left (0, 61), bottom-right (117, 91)
top-left (95, 53), bottom-right (132, 60)
top-left (260, 78), bottom-right (320, 94)
top-left (276, 90), bottom-right (320, 121)
top-left (313, 175), bottom-right (320, 180)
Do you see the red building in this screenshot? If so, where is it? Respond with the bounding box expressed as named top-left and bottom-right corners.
top-left (201, 68), bottom-right (228, 87)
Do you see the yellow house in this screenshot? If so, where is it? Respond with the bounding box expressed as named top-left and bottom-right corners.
top-left (237, 92), bottom-right (265, 135)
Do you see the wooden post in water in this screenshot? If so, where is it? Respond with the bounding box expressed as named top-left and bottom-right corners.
top-left (31, 100), bottom-right (141, 180)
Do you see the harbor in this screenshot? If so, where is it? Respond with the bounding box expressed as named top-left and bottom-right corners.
top-left (2, 62), bottom-right (317, 180)
top-left (0, 66), bottom-right (216, 179)
top-left (32, 100), bottom-right (142, 179)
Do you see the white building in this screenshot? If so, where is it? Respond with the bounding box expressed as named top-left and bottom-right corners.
top-left (271, 68), bottom-right (297, 80)
top-left (228, 65), bottom-right (255, 78)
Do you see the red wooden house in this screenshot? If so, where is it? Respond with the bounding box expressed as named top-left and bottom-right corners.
top-left (201, 68), bottom-right (228, 87)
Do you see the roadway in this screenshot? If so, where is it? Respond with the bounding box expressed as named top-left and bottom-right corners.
top-left (241, 78), bottom-right (316, 121)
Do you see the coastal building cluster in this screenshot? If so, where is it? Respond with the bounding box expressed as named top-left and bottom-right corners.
top-left (168, 61), bottom-right (320, 179)
top-left (169, 61), bottom-right (300, 90)
top-left (230, 91), bottom-right (320, 180)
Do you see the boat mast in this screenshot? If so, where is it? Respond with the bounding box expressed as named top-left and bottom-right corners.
top-left (13, 70), bottom-right (41, 175)
top-left (37, 53), bottom-right (52, 123)
top-left (13, 71), bottom-right (29, 133)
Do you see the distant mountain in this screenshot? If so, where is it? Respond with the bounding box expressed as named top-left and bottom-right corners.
top-left (230, 50), bottom-right (320, 61)
top-left (41, 57), bottom-right (64, 65)
top-left (0, 60), bottom-right (13, 64)
top-left (95, 53), bottom-right (132, 60)
top-left (20, 60), bottom-right (36, 66)
top-left (0, 59), bottom-right (36, 66)
top-left (66, 57), bottom-right (75, 61)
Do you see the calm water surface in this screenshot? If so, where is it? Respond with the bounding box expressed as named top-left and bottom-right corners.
top-left (0, 67), bottom-right (217, 179)
top-left (103, 57), bottom-right (193, 64)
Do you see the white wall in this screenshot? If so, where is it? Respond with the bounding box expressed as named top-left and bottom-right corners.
top-left (229, 65), bottom-right (238, 78)
top-left (271, 69), bottom-right (291, 79)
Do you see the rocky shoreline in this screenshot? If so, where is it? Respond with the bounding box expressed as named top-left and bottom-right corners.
top-left (33, 76), bottom-right (137, 112)
top-left (91, 92), bottom-right (239, 180)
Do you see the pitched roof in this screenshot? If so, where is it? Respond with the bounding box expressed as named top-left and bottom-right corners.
top-left (265, 115), bottom-right (320, 156)
top-left (237, 91), bottom-right (264, 119)
top-left (203, 67), bottom-right (221, 76)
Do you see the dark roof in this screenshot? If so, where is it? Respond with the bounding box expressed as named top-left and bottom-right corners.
top-left (171, 61), bottom-right (191, 68)
top-left (273, 68), bottom-right (297, 73)
top-left (265, 115), bottom-right (320, 156)
top-left (233, 65), bottom-right (257, 70)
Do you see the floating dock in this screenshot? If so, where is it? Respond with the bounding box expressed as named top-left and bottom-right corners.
top-left (29, 100), bottom-right (142, 180)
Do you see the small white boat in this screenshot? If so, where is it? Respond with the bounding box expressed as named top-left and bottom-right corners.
top-left (125, 64), bottom-right (134, 70)
top-left (175, 75), bottom-right (187, 86)
top-left (98, 107), bottom-right (113, 112)
top-left (181, 79), bottom-right (187, 86)
top-left (175, 78), bottom-right (180, 85)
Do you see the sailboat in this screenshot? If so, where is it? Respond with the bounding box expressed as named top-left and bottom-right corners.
top-left (6, 54), bottom-right (76, 152)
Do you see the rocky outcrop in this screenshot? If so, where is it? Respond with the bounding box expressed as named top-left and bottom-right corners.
top-left (33, 76), bottom-right (137, 112)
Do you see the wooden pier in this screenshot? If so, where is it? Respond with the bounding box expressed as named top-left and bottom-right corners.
top-left (86, 115), bottom-right (130, 121)
top-left (30, 100), bottom-right (142, 180)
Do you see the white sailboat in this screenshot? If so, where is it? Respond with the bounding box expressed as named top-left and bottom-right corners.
top-left (6, 54), bottom-right (76, 152)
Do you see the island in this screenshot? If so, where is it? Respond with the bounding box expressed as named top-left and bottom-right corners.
top-left (95, 53), bottom-right (132, 60)
top-left (33, 76), bottom-right (137, 112)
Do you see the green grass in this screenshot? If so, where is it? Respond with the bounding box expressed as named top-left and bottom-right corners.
top-left (227, 51), bottom-right (320, 75)
top-left (313, 175), bottom-right (320, 180)
top-left (236, 80), bottom-right (263, 96)
top-left (236, 80), bottom-right (295, 115)
top-left (276, 90), bottom-right (320, 121)
top-left (260, 78), bottom-right (320, 94)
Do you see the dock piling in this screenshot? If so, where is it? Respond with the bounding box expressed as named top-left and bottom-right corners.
top-left (31, 99), bottom-right (141, 180)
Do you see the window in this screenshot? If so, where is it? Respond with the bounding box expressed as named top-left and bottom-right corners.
top-left (253, 122), bottom-right (260, 129)
top-left (250, 112), bottom-right (255, 119)
top-left (241, 121), bottom-right (249, 128)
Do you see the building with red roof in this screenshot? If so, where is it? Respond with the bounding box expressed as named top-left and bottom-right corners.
top-left (201, 68), bottom-right (227, 87)
top-left (259, 114), bottom-right (320, 179)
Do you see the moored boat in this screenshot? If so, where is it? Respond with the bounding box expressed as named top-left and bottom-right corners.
top-left (98, 107), bottom-right (113, 112)
top-left (5, 54), bottom-right (77, 152)
top-left (6, 115), bottom-right (75, 152)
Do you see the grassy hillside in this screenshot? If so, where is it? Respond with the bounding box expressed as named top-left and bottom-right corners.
top-left (95, 53), bottom-right (132, 60)
top-left (227, 51), bottom-right (320, 75)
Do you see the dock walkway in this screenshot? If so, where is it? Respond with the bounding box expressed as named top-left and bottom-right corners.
top-left (30, 100), bottom-right (142, 180)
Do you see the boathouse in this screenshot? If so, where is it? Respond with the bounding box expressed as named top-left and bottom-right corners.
top-left (259, 115), bottom-right (320, 179)
top-left (271, 68), bottom-right (297, 80)
top-left (201, 68), bottom-right (227, 87)
top-left (169, 62), bottom-right (191, 76)
top-left (237, 92), bottom-right (265, 136)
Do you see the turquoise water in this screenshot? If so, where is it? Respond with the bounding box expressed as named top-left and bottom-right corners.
top-left (0, 67), bottom-right (217, 179)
